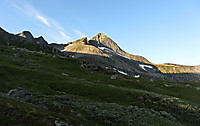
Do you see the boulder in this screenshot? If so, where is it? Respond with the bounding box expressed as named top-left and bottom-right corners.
top-left (54, 120), bottom-right (69, 126)
top-left (7, 87), bottom-right (33, 102)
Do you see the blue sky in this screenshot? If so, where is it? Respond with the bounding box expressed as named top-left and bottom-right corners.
top-left (0, 0), bottom-right (200, 65)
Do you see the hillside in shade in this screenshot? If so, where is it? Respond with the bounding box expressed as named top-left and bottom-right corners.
top-left (0, 27), bottom-right (200, 126)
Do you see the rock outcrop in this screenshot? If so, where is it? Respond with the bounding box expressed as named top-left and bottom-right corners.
top-left (17, 31), bottom-right (48, 45)
top-left (7, 87), bottom-right (33, 102)
top-left (0, 27), bottom-right (48, 45)
top-left (35, 36), bottom-right (48, 45)
top-left (81, 60), bottom-right (101, 71)
top-left (17, 31), bottom-right (35, 43)
top-left (63, 37), bottom-right (108, 56)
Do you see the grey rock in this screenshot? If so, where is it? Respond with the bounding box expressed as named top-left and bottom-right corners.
top-left (54, 120), bottom-right (69, 126)
top-left (35, 36), bottom-right (48, 45)
top-left (14, 53), bottom-right (22, 58)
top-left (7, 87), bottom-right (33, 102)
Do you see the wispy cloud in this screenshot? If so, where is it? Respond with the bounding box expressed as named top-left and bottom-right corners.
top-left (74, 29), bottom-right (87, 38)
top-left (8, 0), bottom-right (72, 43)
top-left (59, 31), bottom-right (72, 41)
top-left (36, 15), bottom-right (50, 27)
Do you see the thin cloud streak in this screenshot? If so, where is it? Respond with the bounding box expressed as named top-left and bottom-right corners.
top-left (59, 31), bottom-right (72, 41)
top-left (8, 0), bottom-right (72, 43)
top-left (36, 15), bottom-right (50, 27)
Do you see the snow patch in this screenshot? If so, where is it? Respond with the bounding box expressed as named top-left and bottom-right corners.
top-left (117, 70), bottom-right (128, 76)
top-left (98, 47), bottom-right (131, 60)
top-left (62, 73), bottom-right (69, 76)
top-left (66, 44), bottom-right (74, 47)
top-left (186, 84), bottom-right (192, 88)
top-left (139, 64), bottom-right (153, 71)
top-left (108, 85), bottom-right (117, 87)
top-left (71, 56), bottom-right (75, 58)
top-left (61, 49), bottom-right (66, 52)
top-left (164, 84), bottom-right (172, 87)
top-left (113, 68), bottom-right (116, 71)
top-left (61, 44), bottom-right (74, 52)
top-left (134, 75), bottom-right (140, 78)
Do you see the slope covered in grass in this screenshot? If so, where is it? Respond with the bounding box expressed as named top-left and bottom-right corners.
top-left (0, 39), bottom-right (200, 126)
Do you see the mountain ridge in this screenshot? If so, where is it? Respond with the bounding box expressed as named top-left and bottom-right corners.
top-left (0, 27), bottom-right (199, 75)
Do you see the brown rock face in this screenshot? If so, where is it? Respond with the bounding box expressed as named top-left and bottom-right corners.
top-left (89, 33), bottom-right (123, 52)
top-left (63, 37), bottom-right (108, 56)
top-left (89, 33), bottom-right (151, 64)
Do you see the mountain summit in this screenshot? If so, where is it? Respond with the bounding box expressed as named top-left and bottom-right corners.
top-left (17, 31), bottom-right (48, 45)
top-left (17, 31), bottom-right (35, 43)
top-left (89, 33), bottom-right (123, 52)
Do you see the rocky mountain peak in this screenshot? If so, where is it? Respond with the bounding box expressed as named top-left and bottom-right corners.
top-left (80, 37), bottom-right (88, 43)
top-left (17, 31), bottom-right (35, 42)
top-left (89, 33), bottom-right (122, 53)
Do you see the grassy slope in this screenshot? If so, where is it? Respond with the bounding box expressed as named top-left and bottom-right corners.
top-left (0, 39), bottom-right (200, 125)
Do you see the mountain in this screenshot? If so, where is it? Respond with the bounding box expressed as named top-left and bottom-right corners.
top-left (0, 27), bottom-right (48, 45)
top-left (61, 32), bottom-right (200, 76)
top-left (0, 26), bottom-right (200, 80)
top-left (62, 34), bottom-right (162, 80)
top-left (1, 27), bottom-right (200, 125)
top-left (17, 31), bottom-right (48, 45)
top-left (17, 31), bottom-right (35, 43)
top-left (89, 33), bottom-right (151, 64)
